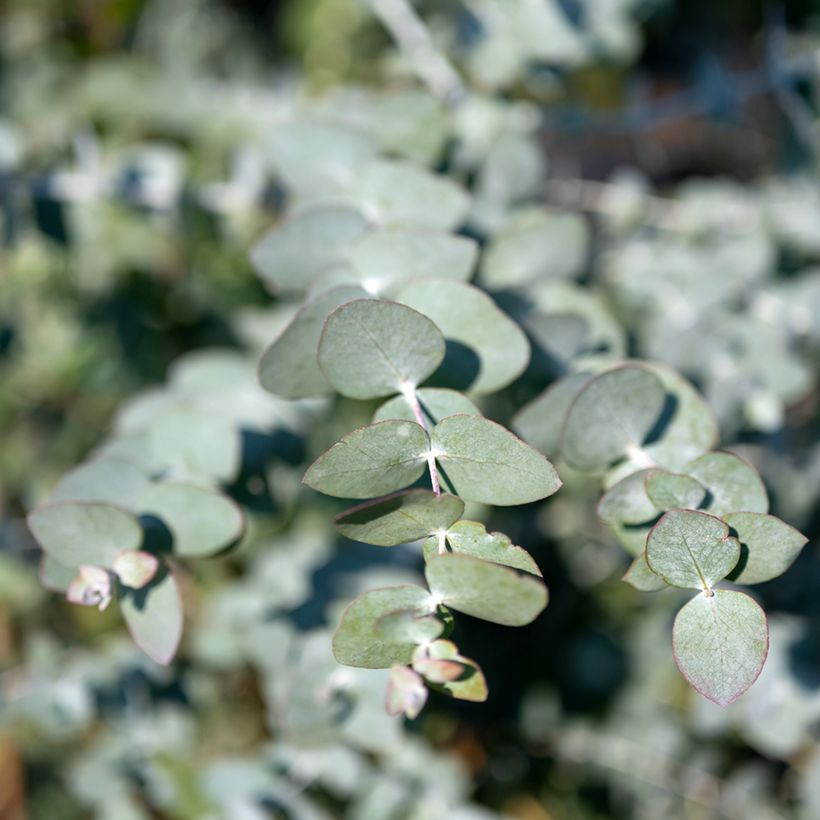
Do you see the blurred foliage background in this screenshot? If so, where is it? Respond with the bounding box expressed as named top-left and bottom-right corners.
top-left (1, 1), bottom-right (820, 818)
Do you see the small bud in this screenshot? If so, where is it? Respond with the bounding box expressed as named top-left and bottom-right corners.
top-left (67, 565), bottom-right (114, 611)
top-left (385, 665), bottom-right (428, 720)
top-left (112, 550), bottom-right (159, 589)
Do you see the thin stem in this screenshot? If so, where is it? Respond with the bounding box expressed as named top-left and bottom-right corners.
top-left (403, 383), bottom-right (441, 496)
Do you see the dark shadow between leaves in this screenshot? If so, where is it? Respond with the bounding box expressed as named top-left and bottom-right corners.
top-left (426, 340), bottom-right (481, 391)
top-left (138, 513), bottom-right (174, 556)
top-left (642, 392), bottom-right (679, 446)
top-left (120, 560), bottom-right (169, 612)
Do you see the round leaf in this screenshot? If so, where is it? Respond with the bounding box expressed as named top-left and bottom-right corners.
top-left (686, 451), bottom-right (769, 516)
top-left (335, 490), bottom-right (464, 546)
top-left (318, 300), bottom-right (445, 399)
top-left (28, 502), bottom-right (142, 570)
top-left (425, 553), bottom-right (547, 626)
top-left (431, 415), bottom-right (561, 505)
top-left (332, 586), bottom-right (433, 668)
top-left (138, 482), bottom-right (245, 557)
top-left (512, 373), bottom-right (593, 459)
top-left (395, 278), bottom-right (530, 393)
top-left (646, 510), bottom-right (740, 591)
top-left (250, 205), bottom-right (368, 294)
top-left (302, 420), bottom-right (429, 499)
top-left (120, 562), bottom-right (184, 666)
top-left (723, 512), bottom-right (808, 584)
top-left (562, 365), bottom-right (667, 472)
top-left (112, 550), bottom-right (159, 589)
top-left (672, 589), bottom-right (768, 705)
top-left (50, 458), bottom-right (150, 508)
top-left (645, 470), bottom-right (706, 511)
top-left (258, 285), bottom-right (368, 399)
top-left (622, 553), bottom-right (668, 592)
top-left (349, 228), bottom-right (477, 292)
top-left (597, 469), bottom-right (658, 525)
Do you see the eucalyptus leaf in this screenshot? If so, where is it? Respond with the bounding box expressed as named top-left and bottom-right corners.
top-left (303, 420), bottom-right (429, 499)
top-left (332, 586), bottom-right (434, 668)
top-left (120, 562), bottom-right (184, 666)
top-left (318, 300), bottom-right (445, 399)
top-left (28, 502), bottom-right (142, 570)
top-left (373, 388), bottom-right (480, 425)
top-left (646, 509), bottom-right (740, 591)
top-left (431, 415), bottom-right (561, 505)
top-left (349, 229), bottom-right (478, 292)
top-left (423, 520), bottom-right (541, 576)
top-left (335, 490), bottom-right (464, 546)
top-left (250, 205), bottom-right (368, 294)
top-left (686, 451), bottom-right (769, 516)
top-left (645, 470), bottom-right (706, 511)
top-left (348, 160), bottom-right (470, 230)
top-left (481, 207), bottom-right (588, 288)
top-left (512, 373), bottom-right (594, 458)
top-left (374, 610), bottom-right (445, 644)
top-left (147, 408), bottom-right (241, 483)
top-left (672, 589), bottom-right (768, 705)
top-left (622, 552), bottom-right (668, 592)
top-left (258, 285), bottom-right (368, 398)
top-left (395, 278), bottom-right (530, 394)
top-left (723, 512), bottom-right (808, 584)
top-left (425, 553), bottom-right (547, 626)
top-left (138, 482), bottom-right (245, 557)
top-left (562, 365), bottom-right (667, 472)
top-left (50, 458), bottom-right (150, 508)
top-left (597, 470), bottom-right (658, 525)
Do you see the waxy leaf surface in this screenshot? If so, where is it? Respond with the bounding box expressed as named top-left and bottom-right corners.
top-left (303, 420), bottom-right (429, 499)
top-left (672, 589), bottom-right (768, 705)
top-left (723, 512), bottom-right (808, 584)
top-left (562, 365), bottom-right (666, 472)
top-left (431, 415), bottom-right (561, 505)
top-left (425, 553), bottom-right (547, 626)
top-left (318, 300), bottom-right (445, 399)
top-left (28, 502), bottom-right (142, 570)
top-left (335, 490), bottom-right (464, 546)
top-left (646, 510), bottom-right (740, 591)
top-left (333, 586), bottom-right (433, 668)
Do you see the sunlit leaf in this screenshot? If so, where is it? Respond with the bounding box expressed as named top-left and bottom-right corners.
top-left (335, 490), bottom-right (464, 546)
top-left (395, 278), bottom-right (530, 393)
top-left (686, 451), bottom-right (769, 516)
top-left (562, 365), bottom-right (667, 472)
top-left (258, 285), bottom-right (368, 398)
top-left (646, 509), bottom-right (740, 591)
top-left (425, 553), bottom-right (547, 626)
top-left (333, 586), bottom-right (433, 668)
top-left (303, 420), bottom-right (429, 499)
top-left (724, 512), bottom-right (808, 584)
top-left (318, 300), bottom-right (445, 399)
top-left (431, 415), bottom-right (561, 505)
top-left (672, 589), bottom-right (768, 705)
top-left (120, 562), bottom-right (184, 666)
top-left (28, 502), bottom-right (142, 570)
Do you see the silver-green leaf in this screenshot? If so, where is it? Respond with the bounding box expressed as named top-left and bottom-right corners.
top-left (335, 490), bottom-right (464, 546)
top-left (431, 415), bottom-right (561, 506)
top-left (28, 501), bottom-right (142, 571)
top-left (425, 553), bottom-right (547, 626)
top-left (723, 512), bottom-right (808, 584)
top-left (686, 451), bottom-right (769, 516)
top-left (332, 586), bottom-right (434, 668)
top-left (318, 300), bottom-right (446, 399)
top-left (562, 365), bottom-right (667, 472)
top-left (646, 509), bottom-right (740, 591)
top-left (303, 420), bottom-right (429, 499)
top-left (672, 589), bottom-right (768, 705)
